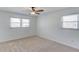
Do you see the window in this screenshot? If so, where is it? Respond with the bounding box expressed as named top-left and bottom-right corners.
top-left (10, 18), bottom-right (20, 27)
top-left (62, 15), bottom-right (78, 29)
top-left (22, 19), bottom-right (30, 27)
top-left (10, 18), bottom-right (30, 28)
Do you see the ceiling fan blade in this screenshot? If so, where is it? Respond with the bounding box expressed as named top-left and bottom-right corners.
top-left (29, 7), bottom-right (44, 15)
top-left (32, 7), bottom-right (36, 11)
top-left (36, 10), bottom-right (44, 12)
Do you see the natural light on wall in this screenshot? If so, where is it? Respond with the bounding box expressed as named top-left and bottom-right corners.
top-left (62, 14), bottom-right (79, 29)
top-left (10, 18), bottom-right (30, 28)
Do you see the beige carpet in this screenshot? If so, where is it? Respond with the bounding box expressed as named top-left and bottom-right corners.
top-left (0, 36), bottom-right (78, 52)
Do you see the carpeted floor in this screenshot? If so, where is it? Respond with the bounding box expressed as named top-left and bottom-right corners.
top-left (0, 36), bottom-right (78, 52)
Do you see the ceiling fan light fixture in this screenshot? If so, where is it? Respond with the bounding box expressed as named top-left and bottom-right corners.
top-left (31, 12), bottom-right (36, 15)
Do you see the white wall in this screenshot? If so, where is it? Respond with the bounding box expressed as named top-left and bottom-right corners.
top-left (0, 11), bottom-right (37, 42)
top-left (37, 8), bottom-right (79, 49)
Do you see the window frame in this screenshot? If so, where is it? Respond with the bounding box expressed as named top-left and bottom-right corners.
top-left (21, 19), bottom-right (30, 27)
top-left (10, 17), bottom-right (21, 28)
top-left (61, 14), bottom-right (79, 30)
top-left (10, 17), bottom-right (30, 28)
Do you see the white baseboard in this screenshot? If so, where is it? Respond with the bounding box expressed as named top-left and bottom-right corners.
top-left (37, 35), bottom-right (79, 50)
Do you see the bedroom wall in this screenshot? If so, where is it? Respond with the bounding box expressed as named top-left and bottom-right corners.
top-left (37, 8), bottom-right (79, 49)
top-left (0, 11), bottom-right (37, 42)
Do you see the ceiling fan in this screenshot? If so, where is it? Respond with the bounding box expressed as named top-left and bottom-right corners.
top-left (30, 7), bottom-right (44, 15)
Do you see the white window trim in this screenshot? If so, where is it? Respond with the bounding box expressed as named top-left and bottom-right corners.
top-left (10, 17), bottom-right (30, 28)
top-left (10, 17), bottom-right (21, 28)
top-left (61, 14), bottom-right (79, 30)
top-left (22, 19), bottom-right (30, 27)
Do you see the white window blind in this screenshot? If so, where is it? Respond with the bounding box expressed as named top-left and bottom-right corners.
top-left (22, 19), bottom-right (30, 27)
top-left (10, 18), bottom-right (30, 28)
top-left (10, 18), bottom-right (20, 27)
top-left (62, 15), bottom-right (78, 29)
